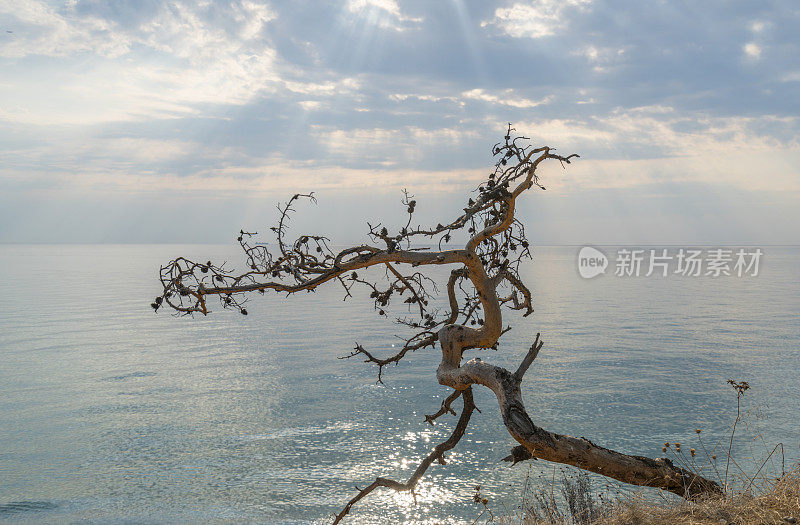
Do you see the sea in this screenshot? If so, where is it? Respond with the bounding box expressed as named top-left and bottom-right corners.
top-left (0, 244), bottom-right (798, 524)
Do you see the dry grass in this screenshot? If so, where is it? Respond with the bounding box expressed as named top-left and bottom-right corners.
top-left (498, 466), bottom-right (799, 525)
top-left (595, 466), bottom-right (800, 525)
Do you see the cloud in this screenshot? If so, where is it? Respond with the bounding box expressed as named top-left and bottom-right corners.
top-left (5, 155), bottom-right (488, 198)
top-left (346, 0), bottom-right (422, 30)
top-left (481, 0), bottom-right (591, 39)
top-left (7, 105), bottom-right (796, 204)
top-left (574, 45), bottom-right (626, 73)
top-left (388, 93), bottom-right (462, 105)
top-left (0, 0), bottom-right (276, 59)
top-left (515, 108), bottom-right (800, 192)
top-left (519, 106), bottom-right (799, 157)
top-left (461, 88), bottom-right (552, 109)
top-left (0, 0), bottom-right (282, 122)
top-left (308, 125), bottom-right (483, 169)
top-left (0, 0), bottom-right (131, 58)
top-left (743, 42), bottom-right (762, 59)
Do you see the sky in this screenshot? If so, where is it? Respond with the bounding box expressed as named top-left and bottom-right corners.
top-left (1, 0), bottom-right (798, 245)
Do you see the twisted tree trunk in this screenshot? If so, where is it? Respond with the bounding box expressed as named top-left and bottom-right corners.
top-left (437, 341), bottom-right (721, 497)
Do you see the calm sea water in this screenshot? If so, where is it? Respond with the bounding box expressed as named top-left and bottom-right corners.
top-left (0, 244), bottom-right (798, 524)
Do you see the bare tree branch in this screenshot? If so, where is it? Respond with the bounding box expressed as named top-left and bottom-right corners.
top-left (342, 332), bottom-right (437, 384)
top-left (514, 332), bottom-right (543, 381)
top-left (424, 389), bottom-right (462, 425)
top-left (333, 388), bottom-right (475, 524)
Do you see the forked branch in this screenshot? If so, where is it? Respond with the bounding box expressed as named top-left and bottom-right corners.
top-left (424, 389), bottom-right (463, 425)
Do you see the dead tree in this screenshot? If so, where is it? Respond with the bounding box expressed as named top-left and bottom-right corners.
top-left (153, 125), bottom-right (721, 523)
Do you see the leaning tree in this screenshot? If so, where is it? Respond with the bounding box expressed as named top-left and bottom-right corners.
top-left (153, 126), bottom-right (720, 522)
